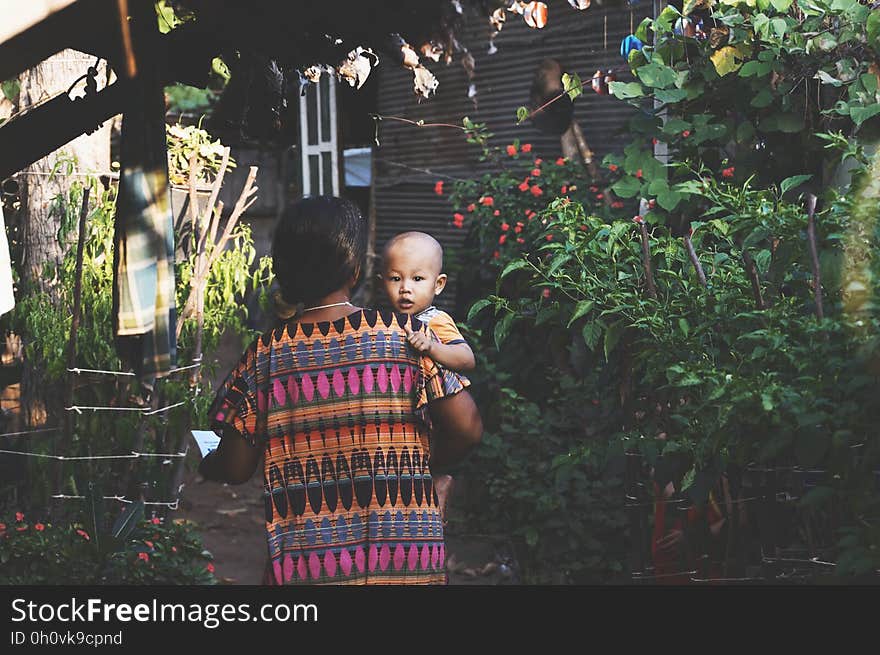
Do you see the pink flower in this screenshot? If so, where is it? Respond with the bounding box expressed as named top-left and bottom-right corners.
top-left (518, 181), bottom-right (530, 192)
top-left (35, 523), bottom-right (45, 532)
top-left (76, 529), bottom-right (90, 541)
top-left (531, 168), bottom-right (541, 177)
top-left (480, 196), bottom-right (494, 207)
top-left (608, 164), bottom-right (618, 172)
top-left (453, 213), bottom-right (465, 228)
top-left (635, 169), bottom-right (643, 179)
top-left (652, 138), bottom-right (659, 146)
top-left (722, 166), bottom-right (735, 178)
top-left (506, 144), bottom-right (518, 156)
top-left (15, 512), bottom-right (23, 522)
top-left (555, 157), bottom-right (566, 165)
top-left (499, 234), bottom-right (507, 245)
top-left (516, 237), bottom-right (525, 244)
top-left (514, 223), bottom-right (523, 234)
top-left (611, 201), bottom-right (624, 209)
top-left (521, 143), bottom-right (532, 153)
top-left (633, 215), bottom-right (645, 224)
top-left (542, 289), bottom-right (552, 298)
top-left (206, 562), bottom-right (215, 574)
top-left (533, 157), bottom-right (542, 165)
top-left (144, 540), bottom-right (154, 548)
top-left (530, 185), bottom-right (543, 197)
top-left (493, 209), bottom-right (500, 216)
top-left (16, 525), bottom-right (27, 532)
top-left (492, 250), bottom-right (500, 259)
top-left (561, 185), bottom-right (568, 194)
top-left (545, 234), bottom-right (554, 241)
top-left (500, 222), bottom-right (510, 231)
top-left (596, 193), bottom-right (604, 200)
top-left (467, 203), bottom-right (476, 212)
top-left (434, 180), bottom-right (444, 195)
top-left (579, 225), bottom-right (588, 231)
top-left (171, 546), bottom-right (177, 553)
top-left (138, 552), bottom-right (149, 562)
top-left (682, 130), bottom-right (691, 138)
top-left (151, 517), bottom-right (161, 525)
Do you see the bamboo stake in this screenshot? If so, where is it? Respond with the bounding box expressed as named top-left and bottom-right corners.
top-left (805, 194), bottom-right (824, 320)
top-left (636, 202), bottom-right (657, 299)
top-left (57, 187), bottom-right (90, 494)
top-left (742, 249), bottom-right (765, 310)
top-left (683, 234), bottom-right (707, 288)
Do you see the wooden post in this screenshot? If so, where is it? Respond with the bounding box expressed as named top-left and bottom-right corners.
top-left (805, 194), bottom-right (824, 320)
top-left (56, 187), bottom-right (90, 495)
top-left (683, 234), bottom-right (707, 288)
top-left (742, 249), bottom-right (765, 310)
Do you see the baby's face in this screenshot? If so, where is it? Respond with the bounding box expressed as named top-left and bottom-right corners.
top-left (381, 241), bottom-right (446, 315)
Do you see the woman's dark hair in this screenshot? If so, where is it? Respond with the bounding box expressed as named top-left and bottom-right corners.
top-left (271, 196), bottom-right (367, 305)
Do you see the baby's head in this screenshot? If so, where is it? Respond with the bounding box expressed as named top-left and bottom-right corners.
top-left (380, 231), bottom-right (447, 315)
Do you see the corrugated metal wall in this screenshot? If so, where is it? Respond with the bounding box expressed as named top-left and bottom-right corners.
top-left (374, 3), bottom-right (639, 310)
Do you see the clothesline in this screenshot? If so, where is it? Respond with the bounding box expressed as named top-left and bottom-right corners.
top-left (65, 399), bottom-right (189, 415)
top-left (0, 447), bottom-right (187, 461)
top-left (52, 493), bottom-right (182, 510)
top-left (66, 357), bottom-right (202, 377)
top-left (623, 492), bottom-right (797, 509)
top-left (0, 427), bottom-right (58, 439)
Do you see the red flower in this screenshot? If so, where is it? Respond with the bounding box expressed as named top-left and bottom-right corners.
top-left (590, 186), bottom-right (598, 192)
top-left (453, 213), bottom-right (465, 228)
top-left (526, 210), bottom-right (536, 220)
top-left (521, 143), bottom-right (532, 153)
top-left (171, 546), bottom-right (177, 553)
top-left (633, 215), bottom-right (645, 224)
top-left (722, 166), bottom-right (735, 178)
top-left (434, 180), bottom-right (444, 195)
top-left (579, 225), bottom-right (588, 231)
top-left (652, 138), bottom-right (659, 146)
top-left (206, 562), bottom-right (215, 574)
top-left (608, 163), bottom-right (618, 172)
top-left (545, 234), bottom-right (554, 241)
top-left (16, 525), bottom-right (27, 532)
top-left (555, 157), bottom-right (566, 165)
top-left (506, 144), bottom-right (518, 156)
top-left (493, 209), bottom-right (500, 216)
top-left (611, 201), bottom-right (624, 209)
top-left (516, 237), bottom-right (525, 244)
top-left (534, 157), bottom-right (543, 165)
top-left (518, 181), bottom-right (530, 192)
top-left (499, 234), bottom-right (507, 245)
top-left (467, 203), bottom-right (476, 212)
top-left (500, 222), bottom-right (510, 231)
top-left (480, 196), bottom-right (494, 206)
top-left (542, 288), bottom-right (552, 298)
top-left (144, 540), bottom-right (154, 549)
top-left (138, 552), bottom-right (149, 562)
top-left (648, 199), bottom-right (656, 209)
top-left (514, 224), bottom-right (523, 233)
top-left (35, 523), bottom-right (45, 532)
top-left (15, 512), bottom-right (23, 522)
top-left (560, 185), bottom-right (568, 194)
top-left (596, 193), bottom-right (604, 200)
top-left (682, 130), bottom-right (691, 138)
top-left (635, 169), bottom-right (643, 179)
top-left (0, 523), bottom-right (5, 532)
top-left (492, 250), bottom-right (500, 259)
top-left (530, 185), bottom-right (543, 197)
top-left (76, 529), bottom-right (90, 541)
top-left (531, 168), bottom-right (541, 177)
top-left (151, 517), bottom-right (161, 525)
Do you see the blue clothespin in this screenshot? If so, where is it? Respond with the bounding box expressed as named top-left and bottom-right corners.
top-left (620, 35), bottom-right (643, 59)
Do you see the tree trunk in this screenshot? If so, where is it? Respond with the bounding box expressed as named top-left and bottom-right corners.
top-left (17, 50), bottom-right (112, 427)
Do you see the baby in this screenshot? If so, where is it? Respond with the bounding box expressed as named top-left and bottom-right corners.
top-left (380, 231), bottom-right (476, 523)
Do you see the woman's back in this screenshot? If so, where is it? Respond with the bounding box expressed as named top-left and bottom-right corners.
top-left (211, 309), bottom-right (452, 584)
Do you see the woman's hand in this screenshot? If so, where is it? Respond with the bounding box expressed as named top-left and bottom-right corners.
top-left (198, 426), bottom-right (261, 485)
top-left (428, 391), bottom-right (483, 469)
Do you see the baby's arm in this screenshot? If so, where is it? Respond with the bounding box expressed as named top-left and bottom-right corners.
top-left (405, 330), bottom-right (476, 372)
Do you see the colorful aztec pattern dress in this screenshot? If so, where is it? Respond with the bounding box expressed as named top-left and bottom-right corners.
top-left (209, 309), bottom-right (468, 585)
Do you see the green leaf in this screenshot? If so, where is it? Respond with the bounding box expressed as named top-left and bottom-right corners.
top-left (657, 190), bottom-right (683, 210)
top-left (494, 313), bottom-right (515, 349)
top-left (760, 112), bottom-right (804, 133)
top-left (608, 81), bottom-right (645, 100)
top-left (654, 87), bottom-right (688, 103)
top-left (500, 258), bottom-right (530, 280)
top-left (736, 121), bottom-right (755, 143)
top-left (750, 89), bottom-right (774, 108)
top-left (611, 176), bottom-right (642, 199)
top-left (546, 253), bottom-right (572, 277)
top-left (654, 5), bottom-right (681, 34)
top-left (830, 0), bottom-right (856, 12)
top-left (1, 79), bottom-right (19, 101)
top-left (851, 104), bottom-right (880, 127)
top-left (738, 60), bottom-right (771, 77)
top-left (868, 11), bottom-right (880, 52)
top-left (111, 500), bottom-right (144, 542)
top-left (567, 300), bottom-right (595, 327)
top-left (636, 62), bottom-right (677, 89)
top-left (603, 321), bottom-right (624, 362)
top-left (770, 17), bottom-right (787, 38)
top-left (562, 72), bottom-right (583, 101)
top-left (516, 106), bottom-right (529, 123)
top-left (770, 0), bottom-right (792, 10)
top-left (582, 322), bottom-right (601, 349)
top-left (779, 174), bottom-right (812, 195)
top-left (635, 17), bottom-right (652, 43)
top-left (678, 318), bottom-right (689, 338)
top-left (467, 299), bottom-right (493, 322)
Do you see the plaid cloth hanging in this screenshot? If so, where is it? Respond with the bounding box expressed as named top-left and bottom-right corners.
top-left (112, 62), bottom-right (177, 380)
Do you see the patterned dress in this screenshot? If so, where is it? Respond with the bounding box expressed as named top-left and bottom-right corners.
top-left (209, 309), bottom-right (468, 584)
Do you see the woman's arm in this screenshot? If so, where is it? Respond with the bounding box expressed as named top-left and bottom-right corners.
top-left (198, 426), bottom-right (261, 484)
top-left (427, 390), bottom-right (483, 471)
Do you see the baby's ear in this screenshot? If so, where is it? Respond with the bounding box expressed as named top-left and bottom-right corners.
top-left (435, 273), bottom-right (448, 295)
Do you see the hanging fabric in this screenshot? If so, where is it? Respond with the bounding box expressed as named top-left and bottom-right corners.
top-left (0, 204), bottom-right (14, 316)
top-left (112, 12), bottom-right (177, 382)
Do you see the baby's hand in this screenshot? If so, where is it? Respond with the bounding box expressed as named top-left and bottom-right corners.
top-left (403, 325), bottom-right (432, 354)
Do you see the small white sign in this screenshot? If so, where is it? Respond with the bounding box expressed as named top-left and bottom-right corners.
top-left (191, 430), bottom-right (221, 458)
